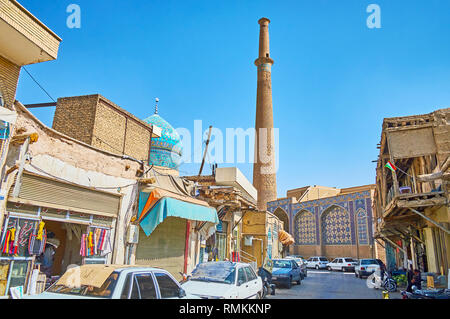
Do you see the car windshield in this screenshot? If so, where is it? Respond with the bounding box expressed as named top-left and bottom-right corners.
top-left (344, 258), bottom-right (355, 262)
top-left (273, 260), bottom-right (292, 269)
top-left (361, 259), bottom-right (378, 265)
top-left (190, 262), bottom-right (236, 284)
top-left (46, 271), bottom-right (119, 298)
top-left (319, 257), bottom-right (328, 261)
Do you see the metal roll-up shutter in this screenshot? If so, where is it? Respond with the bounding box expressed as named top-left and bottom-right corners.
top-left (9, 172), bottom-right (120, 217)
top-left (135, 217), bottom-right (186, 279)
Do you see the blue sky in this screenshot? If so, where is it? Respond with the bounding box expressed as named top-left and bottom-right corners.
top-left (16, 0), bottom-right (450, 198)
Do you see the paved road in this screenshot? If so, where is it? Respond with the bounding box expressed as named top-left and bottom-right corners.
top-left (267, 269), bottom-right (400, 299)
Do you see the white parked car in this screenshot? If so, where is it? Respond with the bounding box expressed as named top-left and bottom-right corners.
top-left (326, 257), bottom-right (357, 272)
top-left (285, 256), bottom-right (308, 278)
top-left (355, 259), bottom-right (385, 278)
top-left (24, 264), bottom-right (197, 299)
top-left (306, 256), bottom-right (329, 269)
top-left (181, 261), bottom-right (263, 299)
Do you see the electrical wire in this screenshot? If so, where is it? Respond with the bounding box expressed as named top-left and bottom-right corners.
top-left (23, 67), bottom-right (56, 103)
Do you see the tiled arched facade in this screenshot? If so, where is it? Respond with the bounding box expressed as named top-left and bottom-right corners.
top-left (356, 209), bottom-right (369, 245)
top-left (294, 210), bottom-right (316, 245)
top-left (267, 190), bottom-right (374, 258)
top-left (321, 205), bottom-right (352, 245)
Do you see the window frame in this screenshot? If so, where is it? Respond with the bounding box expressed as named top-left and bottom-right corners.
top-left (153, 271), bottom-right (183, 299)
top-left (126, 271), bottom-right (159, 299)
top-left (237, 266), bottom-right (248, 286)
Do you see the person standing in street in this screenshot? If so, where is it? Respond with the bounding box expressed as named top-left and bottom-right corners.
top-left (406, 265), bottom-right (414, 292)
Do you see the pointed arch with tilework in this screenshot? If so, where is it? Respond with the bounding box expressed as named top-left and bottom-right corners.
top-left (320, 204), bottom-right (352, 245)
top-left (293, 209), bottom-right (317, 245)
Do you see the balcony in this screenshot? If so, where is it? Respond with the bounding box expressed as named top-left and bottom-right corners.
top-left (0, 0), bottom-right (61, 65)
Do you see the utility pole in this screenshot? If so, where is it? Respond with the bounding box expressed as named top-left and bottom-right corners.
top-left (198, 125), bottom-right (212, 176)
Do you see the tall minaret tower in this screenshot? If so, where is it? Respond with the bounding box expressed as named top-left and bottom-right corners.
top-left (253, 17), bottom-right (277, 211)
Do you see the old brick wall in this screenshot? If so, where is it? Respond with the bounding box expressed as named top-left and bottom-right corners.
top-left (124, 118), bottom-right (150, 161)
top-left (53, 95), bottom-right (153, 161)
top-left (52, 95), bottom-right (98, 145)
top-left (0, 55), bottom-right (20, 107)
top-left (92, 99), bottom-right (126, 154)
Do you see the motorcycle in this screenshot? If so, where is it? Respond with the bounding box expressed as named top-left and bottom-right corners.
top-left (258, 267), bottom-right (276, 298)
top-left (368, 270), bottom-right (397, 292)
top-left (401, 287), bottom-right (450, 299)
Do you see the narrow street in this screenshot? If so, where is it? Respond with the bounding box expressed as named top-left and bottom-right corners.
top-left (267, 270), bottom-right (400, 299)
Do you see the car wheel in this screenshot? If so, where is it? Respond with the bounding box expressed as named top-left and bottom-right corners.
top-left (342, 267), bottom-right (345, 272)
top-left (315, 265), bottom-right (319, 270)
top-left (327, 266), bottom-right (332, 271)
top-left (355, 272), bottom-right (359, 278)
top-left (297, 276), bottom-right (301, 285)
top-left (286, 277), bottom-right (292, 289)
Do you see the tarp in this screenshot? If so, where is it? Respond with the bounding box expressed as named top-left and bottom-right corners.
top-left (137, 188), bottom-right (209, 223)
top-left (139, 196), bottom-right (219, 238)
top-left (0, 108), bottom-right (17, 124)
top-left (57, 265), bottom-right (116, 288)
top-left (278, 229), bottom-right (295, 246)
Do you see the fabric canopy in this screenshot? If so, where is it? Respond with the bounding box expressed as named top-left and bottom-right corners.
top-left (0, 107), bottom-right (17, 124)
top-left (278, 229), bottom-right (295, 246)
top-left (139, 195), bottom-right (219, 238)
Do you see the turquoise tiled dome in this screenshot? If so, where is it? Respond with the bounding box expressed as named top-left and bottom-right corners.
top-left (143, 113), bottom-right (182, 170)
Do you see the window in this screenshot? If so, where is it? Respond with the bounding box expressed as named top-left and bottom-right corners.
top-left (344, 258), bottom-right (354, 263)
top-left (130, 273), bottom-right (157, 299)
top-left (319, 257), bottom-right (328, 262)
top-left (244, 267), bottom-right (257, 281)
top-left (48, 272), bottom-right (120, 298)
top-left (120, 273), bottom-right (132, 299)
top-left (361, 259), bottom-right (378, 265)
top-left (154, 272), bottom-right (180, 299)
top-left (237, 268), bottom-right (248, 285)
top-left (338, 259), bottom-right (343, 263)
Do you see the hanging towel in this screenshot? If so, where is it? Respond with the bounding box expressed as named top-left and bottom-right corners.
top-left (98, 229), bottom-right (106, 251)
top-left (2, 230), bottom-right (11, 254)
top-left (100, 232), bottom-right (111, 256)
top-left (13, 224), bottom-right (21, 255)
top-left (36, 221), bottom-right (45, 240)
top-left (80, 234), bottom-right (86, 256)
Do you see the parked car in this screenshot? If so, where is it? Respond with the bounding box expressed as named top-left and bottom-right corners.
top-left (288, 254), bottom-right (304, 259)
top-left (181, 261), bottom-right (263, 299)
top-left (285, 256), bottom-right (308, 278)
top-left (355, 259), bottom-right (385, 278)
top-left (24, 264), bottom-right (196, 299)
top-left (326, 257), bottom-right (357, 272)
top-left (271, 259), bottom-right (302, 289)
top-left (306, 256), bottom-right (329, 269)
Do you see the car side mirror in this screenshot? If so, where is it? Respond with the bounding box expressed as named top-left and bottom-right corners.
top-left (179, 288), bottom-right (186, 298)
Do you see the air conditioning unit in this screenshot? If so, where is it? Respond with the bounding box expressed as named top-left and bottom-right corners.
top-left (244, 235), bottom-right (253, 246)
top-left (127, 225), bottom-right (139, 244)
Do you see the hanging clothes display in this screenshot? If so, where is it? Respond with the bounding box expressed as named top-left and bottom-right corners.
top-left (28, 226), bottom-right (47, 255)
top-left (80, 228), bottom-right (112, 257)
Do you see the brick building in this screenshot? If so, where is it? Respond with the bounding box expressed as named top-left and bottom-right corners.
top-left (52, 94), bottom-right (162, 164)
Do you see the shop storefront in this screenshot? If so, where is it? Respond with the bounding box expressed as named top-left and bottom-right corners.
top-left (135, 189), bottom-right (218, 280)
top-left (0, 171), bottom-right (121, 296)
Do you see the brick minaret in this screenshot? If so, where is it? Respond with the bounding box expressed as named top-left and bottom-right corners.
top-left (253, 17), bottom-right (277, 211)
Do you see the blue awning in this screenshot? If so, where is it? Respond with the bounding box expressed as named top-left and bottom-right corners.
top-left (139, 196), bottom-right (219, 237)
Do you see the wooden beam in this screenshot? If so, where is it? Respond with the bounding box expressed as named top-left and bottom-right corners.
top-left (24, 102), bottom-right (57, 108)
top-left (407, 208), bottom-right (450, 235)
